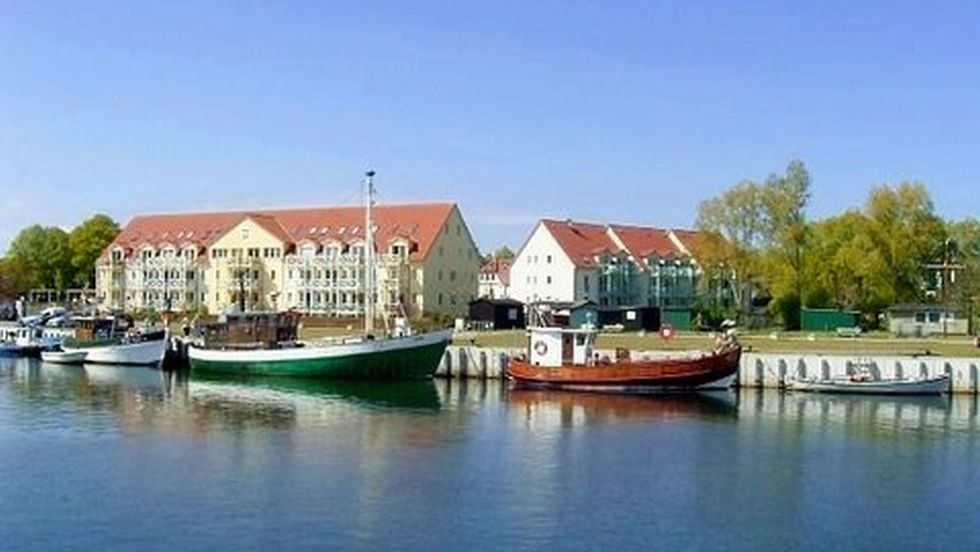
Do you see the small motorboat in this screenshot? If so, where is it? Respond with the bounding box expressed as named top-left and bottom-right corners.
top-left (786, 373), bottom-right (950, 395)
top-left (40, 349), bottom-right (88, 364)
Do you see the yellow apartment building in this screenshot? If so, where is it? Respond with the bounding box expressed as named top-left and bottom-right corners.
top-left (95, 203), bottom-right (480, 317)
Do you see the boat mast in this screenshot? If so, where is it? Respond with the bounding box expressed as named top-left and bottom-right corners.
top-left (364, 170), bottom-right (376, 335)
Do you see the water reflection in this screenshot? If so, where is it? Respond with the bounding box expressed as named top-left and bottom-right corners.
top-left (740, 388), bottom-right (978, 438)
top-left (189, 373), bottom-right (442, 411)
top-left (1, 359), bottom-right (446, 437)
top-left (506, 388), bottom-right (738, 429)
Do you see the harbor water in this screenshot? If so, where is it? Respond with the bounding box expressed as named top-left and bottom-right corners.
top-left (2, 357), bottom-right (980, 551)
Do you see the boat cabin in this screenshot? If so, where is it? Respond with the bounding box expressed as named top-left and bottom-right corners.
top-left (527, 326), bottom-right (596, 368)
top-left (198, 311), bottom-right (300, 350)
top-left (73, 315), bottom-right (134, 341)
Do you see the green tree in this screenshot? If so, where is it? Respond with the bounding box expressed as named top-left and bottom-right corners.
top-left (493, 246), bottom-right (516, 261)
top-left (69, 214), bottom-right (119, 287)
top-left (5, 225), bottom-right (74, 290)
top-left (947, 218), bottom-right (980, 332)
top-left (803, 211), bottom-right (890, 312)
top-left (864, 182), bottom-right (947, 304)
top-left (0, 258), bottom-right (30, 298)
top-left (761, 160), bottom-right (812, 328)
top-left (695, 180), bottom-right (767, 315)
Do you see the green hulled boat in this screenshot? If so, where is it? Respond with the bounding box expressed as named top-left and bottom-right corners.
top-left (188, 329), bottom-right (450, 379)
top-left (187, 170), bottom-right (452, 380)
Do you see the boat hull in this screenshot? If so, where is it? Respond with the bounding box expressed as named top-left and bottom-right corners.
top-left (40, 350), bottom-right (88, 364)
top-left (787, 375), bottom-right (950, 395)
top-left (188, 331), bottom-right (451, 379)
top-left (506, 346), bottom-right (741, 393)
top-left (63, 336), bottom-right (168, 366)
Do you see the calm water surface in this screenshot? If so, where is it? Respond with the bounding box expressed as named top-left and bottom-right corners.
top-left (2, 357), bottom-right (980, 551)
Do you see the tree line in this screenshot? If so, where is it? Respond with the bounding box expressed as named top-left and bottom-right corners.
top-left (0, 214), bottom-right (120, 297)
top-left (696, 161), bottom-right (980, 329)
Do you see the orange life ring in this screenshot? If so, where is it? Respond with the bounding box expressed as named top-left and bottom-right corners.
top-left (533, 340), bottom-right (548, 356)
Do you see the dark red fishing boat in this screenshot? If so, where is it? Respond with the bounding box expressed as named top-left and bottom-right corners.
top-left (506, 322), bottom-right (741, 393)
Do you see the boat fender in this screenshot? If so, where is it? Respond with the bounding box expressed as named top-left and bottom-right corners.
top-left (533, 340), bottom-right (548, 356)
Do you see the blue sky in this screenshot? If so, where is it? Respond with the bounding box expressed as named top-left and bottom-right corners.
top-left (2, 1), bottom-right (978, 253)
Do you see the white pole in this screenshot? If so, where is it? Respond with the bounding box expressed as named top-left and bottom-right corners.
top-left (364, 170), bottom-right (376, 335)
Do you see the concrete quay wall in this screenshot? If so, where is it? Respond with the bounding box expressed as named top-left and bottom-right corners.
top-left (438, 345), bottom-right (980, 394)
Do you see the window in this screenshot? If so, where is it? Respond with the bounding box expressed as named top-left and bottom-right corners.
top-left (915, 312), bottom-right (926, 323)
top-left (546, 276), bottom-right (552, 284)
top-left (241, 228), bottom-right (250, 240)
top-left (450, 270), bottom-right (456, 282)
top-left (927, 312), bottom-right (940, 324)
top-left (438, 293), bottom-right (443, 305)
top-left (271, 270), bottom-right (276, 281)
top-left (546, 255), bottom-right (552, 264)
top-left (248, 248), bottom-right (260, 258)
top-left (583, 275), bottom-right (590, 292)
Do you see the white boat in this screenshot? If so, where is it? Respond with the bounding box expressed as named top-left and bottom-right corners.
top-left (787, 374), bottom-right (950, 395)
top-left (40, 350), bottom-right (88, 364)
top-left (63, 333), bottom-right (168, 366)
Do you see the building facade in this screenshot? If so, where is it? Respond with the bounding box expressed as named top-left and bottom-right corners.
top-left (509, 219), bottom-right (703, 309)
top-left (478, 257), bottom-right (512, 299)
top-left (96, 203), bottom-right (480, 317)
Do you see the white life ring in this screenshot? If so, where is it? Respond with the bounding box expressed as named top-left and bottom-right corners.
top-left (533, 340), bottom-right (548, 356)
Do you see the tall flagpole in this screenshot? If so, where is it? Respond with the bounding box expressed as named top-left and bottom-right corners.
top-left (364, 170), bottom-right (376, 335)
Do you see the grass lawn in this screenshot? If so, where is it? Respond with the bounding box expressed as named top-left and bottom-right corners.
top-left (452, 329), bottom-right (980, 357)
top-left (283, 324), bottom-right (980, 357)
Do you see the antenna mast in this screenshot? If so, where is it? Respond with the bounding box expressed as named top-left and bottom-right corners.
top-left (364, 170), bottom-right (376, 335)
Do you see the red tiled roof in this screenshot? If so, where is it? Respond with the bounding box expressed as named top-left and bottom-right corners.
top-left (481, 258), bottom-right (512, 286)
top-left (106, 203), bottom-right (456, 262)
top-left (541, 219), bottom-right (621, 268)
top-left (538, 219), bottom-right (702, 268)
top-left (669, 228), bottom-right (707, 257)
top-left (609, 224), bottom-right (680, 259)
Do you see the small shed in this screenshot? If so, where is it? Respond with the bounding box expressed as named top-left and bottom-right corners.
top-left (888, 304), bottom-right (968, 337)
top-left (620, 306), bottom-right (661, 332)
top-left (468, 298), bottom-right (525, 331)
top-left (662, 307), bottom-right (692, 331)
top-left (801, 308), bottom-right (860, 332)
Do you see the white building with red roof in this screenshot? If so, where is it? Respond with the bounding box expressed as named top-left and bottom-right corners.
top-left (478, 257), bottom-right (512, 299)
top-left (96, 202), bottom-right (480, 317)
top-left (510, 219), bottom-right (704, 308)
